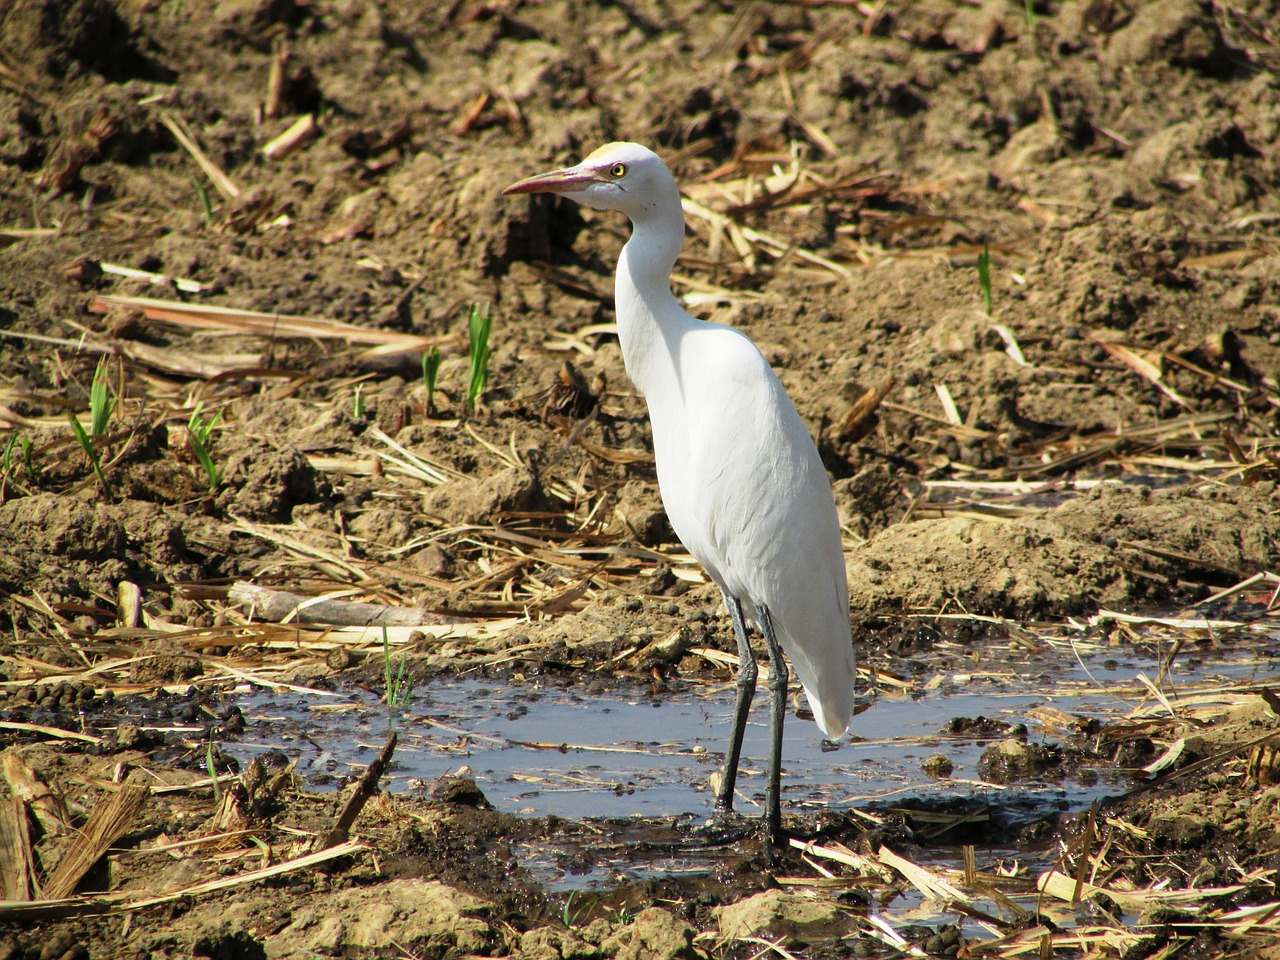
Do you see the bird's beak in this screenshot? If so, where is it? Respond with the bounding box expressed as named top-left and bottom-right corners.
top-left (502, 166), bottom-right (600, 196)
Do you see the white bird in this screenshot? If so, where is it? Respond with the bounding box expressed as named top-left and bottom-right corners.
top-left (504, 142), bottom-right (855, 846)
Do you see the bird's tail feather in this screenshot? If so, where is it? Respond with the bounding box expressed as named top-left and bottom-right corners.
top-left (806, 688), bottom-right (854, 740)
top-left (788, 642), bottom-right (856, 740)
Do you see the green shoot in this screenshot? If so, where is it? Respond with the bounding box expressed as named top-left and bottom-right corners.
top-left (69, 413), bottom-right (114, 500)
top-left (353, 384), bottom-right (365, 420)
top-left (187, 402), bottom-right (223, 489)
top-left (465, 302), bottom-right (492, 414)
top-left (1024, 0), bottom-right (1037, 30)
top-left (89, 357), bottom-right (117, 436)
top-left (561, 891), bottom-right (597, 928)
top-left (193, 177), bottom-right (213, 224)
top-left (0, 433), bottom-right (18, 496)
top-left (382, 626), bottom-right (415, 707)
top-left (1, 433), bottom-right (17, 478)
top-left (421, 347), bottom-right (441, 416)
top-left (382, 626), bottom-right (392, 701)
top-left (206, 735), bottom-right (222, 803)
top-left (977, 240), bottom-right (993, 316)
top-left (606, 905), bottom-right (636, 926)
top-left (21, 435), bottom-right (39, 484)
top-left (390, 656), bottom-right (413, 706)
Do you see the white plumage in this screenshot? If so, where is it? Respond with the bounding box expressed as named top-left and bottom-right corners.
top-left (505, 142), bottom-right (856, 843)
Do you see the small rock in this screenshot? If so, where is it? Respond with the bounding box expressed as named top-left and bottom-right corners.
top-left (922, 925), bottom-right (964, 956)
top-left (945, 716), bottom-right (1012, 738)
top-left (714, 890), bottom-right (845, 941)
top-left (215, 439), bottom-right (326, 523)
top-left (424, 466), bottom-right (549, 525)
top-left (38, 932), bottom-right (76, 960)
top-left (132, 638), bottom-right (203, 684)
top-left (977, 738), bottom-right (1059, 784)
top-left (428, 775), bottom-right (491, 809)
top-left (219, 706), bottom-right (246, 736)
top-left (601, 907), bottom-right (696, 960)
top-left (412, 543), bottom-right (455, 578)
top-left (519, 926), bottom-right (600, 960)
top-left (111, 721), bottom-right (155, 752)
top-left (921, 754), bottom-right (953, 779)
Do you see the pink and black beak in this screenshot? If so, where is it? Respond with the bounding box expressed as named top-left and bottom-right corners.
top-left (502, 165), bottom-right (601, 196)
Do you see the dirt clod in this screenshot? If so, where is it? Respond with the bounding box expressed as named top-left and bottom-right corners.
top-left (260, 879), bottom-right (494, 959)
top-left (715, 890), bottom-right (846, 941)
top-left (600, 907), bottom-right (697, 960)
top-left (921, 753), bottom-right (954, 779)
top-left (977, 739), bottom-right (1062, 784)
top-left (428, 774), bottom-right (492, 809)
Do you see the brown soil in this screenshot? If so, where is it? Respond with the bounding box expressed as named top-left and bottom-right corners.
top-left (2, 0), bottom-right (1279, 957)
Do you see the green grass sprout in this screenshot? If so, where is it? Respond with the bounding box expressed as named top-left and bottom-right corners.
top-left (421, 346), bottom-right (441, 415)
top-left (561, 891), bottom-right (604, 929)
top-left (465, 302), bottom-right (492, 414)
top-left (382, 626), bottom-right (415, 707)
top-left (0, 433), bottom-right (39, 496)
top-left (69, 412), bottom-right (114, 500)
top-left (353, 383), bottom-right (365, 420)
top-left (187, 402), bottom-right (223, 489)
top-left (0, 433), bottom-right (19, 496)
top-left (21, 435), bottom-right (39, 484)
top-left (562, 892), bottom-right (587, 928)
top-left (1024, 0), bottom-right (1037, 30)
top-left (193, 177), bottom-right (213, 224)
top-left (977, 240), bottom-right (993, 316)
top-left (2, 433), bottom-right (18, 477)
top-left (89, 357), bottom-right (117, 436)
top-left (206, 734), bottom-right (222, 803)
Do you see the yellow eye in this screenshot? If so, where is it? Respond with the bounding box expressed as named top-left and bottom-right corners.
top-left (609, 162), bottom-right (627, 178)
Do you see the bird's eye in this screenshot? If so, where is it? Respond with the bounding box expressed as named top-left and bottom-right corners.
top-left (609, 163), bottom-right (628, 178)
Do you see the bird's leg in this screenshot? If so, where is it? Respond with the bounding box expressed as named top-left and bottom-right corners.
top-left (716, 593), bottom-right (757, 815)
top-left (759, 605), bottom-right (788, 849)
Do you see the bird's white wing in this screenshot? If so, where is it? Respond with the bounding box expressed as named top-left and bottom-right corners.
top-left (650, 324), bottom-right (856, 738)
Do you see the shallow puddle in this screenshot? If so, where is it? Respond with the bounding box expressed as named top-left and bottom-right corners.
top-left (234, 676), bottom-right (1102, 820)
top-left (224, 615), bottom-right (1277, 896)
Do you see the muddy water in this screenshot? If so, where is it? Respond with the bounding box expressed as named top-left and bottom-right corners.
top-left (235, 678), bottom-right (1090, 816)
top-left (225, 619), bottom-right (1275, 895)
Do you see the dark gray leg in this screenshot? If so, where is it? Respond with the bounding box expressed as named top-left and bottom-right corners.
top-left (716, 593), bottom-right (756, 814)
top-left (759, 605), bottom-right (787, 848)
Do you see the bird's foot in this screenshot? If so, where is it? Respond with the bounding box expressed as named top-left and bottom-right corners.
top-left (764, 817), bottom-right (788, 859)
top-left (697, 808), bottom-right (789, 863)
top-left (692, 812), bottom-right (757, 848)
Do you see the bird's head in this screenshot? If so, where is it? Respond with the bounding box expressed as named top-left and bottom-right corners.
top-left (503, 142), bottom-right (679, 220)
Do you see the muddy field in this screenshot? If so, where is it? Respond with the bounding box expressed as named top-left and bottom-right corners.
top-left (2, 0), bottom-right (1280, 956)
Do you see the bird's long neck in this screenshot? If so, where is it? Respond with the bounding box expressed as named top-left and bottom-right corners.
top-left (614, 204), bottom-right (688, 397)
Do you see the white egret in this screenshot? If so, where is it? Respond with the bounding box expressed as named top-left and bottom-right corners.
top-left (504, 142), bottom-right (855, 846)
